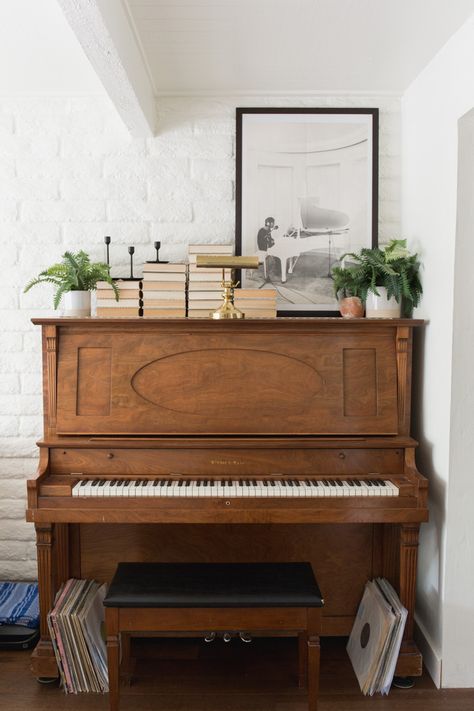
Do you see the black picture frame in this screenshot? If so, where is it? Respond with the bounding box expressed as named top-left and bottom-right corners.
top-left (235, 107), bottom-right (379, 316)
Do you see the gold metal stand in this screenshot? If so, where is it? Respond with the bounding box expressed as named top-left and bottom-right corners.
top-left (195, 255), bottom-right (259, 320)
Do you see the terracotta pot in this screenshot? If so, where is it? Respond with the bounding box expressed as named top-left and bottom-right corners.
top-left (339, 296), bottom-right (364, 319)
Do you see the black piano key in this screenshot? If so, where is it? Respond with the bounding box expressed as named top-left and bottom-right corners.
top-left (329, 480), bottom-right (337, 486)
top-left (153, 480), bottom-right (159, 486)
top-left (110, 480), bottom-right (117, 487)
top-left (281, 481), bottom-right (287, 487)
top-left (133, 480), bottom-right (141, 487)
top-left (371, 479), bottom-right (381, 486)
top-left (379, 480), bottom-right (386, 486)
top-left (354, 480), bottom-right (361, 486)
top-left (99, 480), bottom-right (105, 487)
top-left (288, 481), bottom-right (294, 487)
top-left (185, 481), bottom-right (191, 487)
top-left (311, 480), bottom-right (318, 487)
top-left (336, 480), bottom-right (343, 487)
top-left (197, 480), bottom-right (201, 487)
top-left (294, 481), bottom-right (301, 487)
top-left (178, 480), bottom-right (184, 487)
top-left (245, 481), bottom-right (250, 487)
top-left (270, 480), bottom-right (275, 487)
top-left (124, 481), bottom-right (130, 487)
top-left (365, 480), bottom-right (373, 487)
top-left (263, 480), bottom-right (268, 486)
top-left (322, 479), bottom-right (329, 486)
top-left (91, 480), bottom-right (99, 487)
top-left (210, 480), bottom-right (214, 487)
top-left (348, 480), bottom-right (355, 486)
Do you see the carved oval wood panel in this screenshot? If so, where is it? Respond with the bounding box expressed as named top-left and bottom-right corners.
top-left (131, 348), bottom-right (323, 418)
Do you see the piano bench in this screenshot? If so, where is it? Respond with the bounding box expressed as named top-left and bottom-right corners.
top-left (104, 562), bottom-right (324, 711)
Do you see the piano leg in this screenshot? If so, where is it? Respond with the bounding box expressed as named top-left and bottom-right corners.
top-left (382, 523), bottom-right (422, 678)
top-left (31, 522), bottom-right (70, 680)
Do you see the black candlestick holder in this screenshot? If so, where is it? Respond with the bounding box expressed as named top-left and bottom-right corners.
top-left (146, 241), bottom-right (168, 264)
top-left (104, 235), bottom-right (111, 266)
top-left (119, 245), bottom-right (141, 282)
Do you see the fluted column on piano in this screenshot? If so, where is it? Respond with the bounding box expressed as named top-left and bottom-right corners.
top-left (396, 326), bottom-right (412, 435)
top-left (44, 325), bottom-right (57, 436)
top-left (32, 522), bottom-right (70, 679)
top-left (399, 523), bottom-right (420, 641)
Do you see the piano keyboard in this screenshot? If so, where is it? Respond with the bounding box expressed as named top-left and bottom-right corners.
top-left (72, 478), bottom-right (399, 498)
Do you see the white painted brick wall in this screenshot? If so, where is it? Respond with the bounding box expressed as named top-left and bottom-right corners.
top-left (0, 93), bottom-right (401, 580)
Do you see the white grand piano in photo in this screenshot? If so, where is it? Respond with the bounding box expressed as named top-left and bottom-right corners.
top-left (260, 197), bottom-right (349, 282)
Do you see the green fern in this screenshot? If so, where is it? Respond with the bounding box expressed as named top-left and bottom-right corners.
top-left (24, 250), bottom-right (119, 309)
top-left (336, 239), bottom-right (422, 316)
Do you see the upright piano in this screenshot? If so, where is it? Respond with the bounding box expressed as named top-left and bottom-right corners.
top-left (26, 317), bottom-right (428, 679)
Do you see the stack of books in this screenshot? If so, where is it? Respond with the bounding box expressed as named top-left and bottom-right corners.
top-left (47, 578), bottom-right (108, 694)
top-left (347, 578), bottom-right (408, 696)
top-left (96, 280), bottom-right (142, 318)
top-left (142, 263), bottom-right (186, 318)
top-left (233, 288), bottom-right (277, 318)
top-left (187, 244), bottom-right (233, 318)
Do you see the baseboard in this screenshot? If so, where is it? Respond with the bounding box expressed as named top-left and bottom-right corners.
top-left (414, 616), bottom-right (442, 688)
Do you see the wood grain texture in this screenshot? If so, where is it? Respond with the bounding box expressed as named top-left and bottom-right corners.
top-left (26, 317), bottom-right (428, 681)
top-left (5, 638), bottom-right (472, 711)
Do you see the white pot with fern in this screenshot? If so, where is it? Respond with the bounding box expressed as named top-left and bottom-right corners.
top-left (24, 250), bottom-right (118, 316)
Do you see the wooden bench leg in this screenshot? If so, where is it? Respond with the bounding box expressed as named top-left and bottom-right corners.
top-left (106, 608), bottom-right (120, 711)
top-left (307, 635), bottom-right (320, 711)
top-left (120, 633), bottom-right (132, 686)
top-left (298, 632), bottom-right (308, 688)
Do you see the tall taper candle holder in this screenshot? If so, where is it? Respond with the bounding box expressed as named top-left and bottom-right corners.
top-left (119, 245), bottom-right (141, 282)
top-left (196, 255), bottom-right (259, 319)
top-left (146, 241), bottom-right (169, 264)
top-left (104, 235), bottom-right (111, 266)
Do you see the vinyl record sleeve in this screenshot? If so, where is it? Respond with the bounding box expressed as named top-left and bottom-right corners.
top-left (347, 581), bottom-right (396, 694)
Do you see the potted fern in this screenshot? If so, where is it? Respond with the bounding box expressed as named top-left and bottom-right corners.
top-left (341, 239), bottom-right (422, 318)
top-left (24, 250), bottom-right (118, 316)
top-left (331, 266), bottom-right (365, 318)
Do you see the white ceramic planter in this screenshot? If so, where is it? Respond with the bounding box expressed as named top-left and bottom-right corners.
top-left (63, 291), bottom-right (91, 317)
top-left (365, 287), bottom-right (401, 318)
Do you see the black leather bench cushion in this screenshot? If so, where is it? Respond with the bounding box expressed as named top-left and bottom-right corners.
top-left (104, 562), bottom-right (324, 608)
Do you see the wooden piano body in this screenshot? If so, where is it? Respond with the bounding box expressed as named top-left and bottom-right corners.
top-left (26, 317), bottom-right (428, 679)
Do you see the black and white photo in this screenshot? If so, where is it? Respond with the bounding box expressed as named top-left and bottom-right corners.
top-left (236, 108), bottom-right (379, 315)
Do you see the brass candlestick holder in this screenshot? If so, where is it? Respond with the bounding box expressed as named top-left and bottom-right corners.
top-left (195, 255), bottom-right (259, 319)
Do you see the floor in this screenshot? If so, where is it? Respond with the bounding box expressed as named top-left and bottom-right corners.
top-left (1, 637), bottom-right (473, 711)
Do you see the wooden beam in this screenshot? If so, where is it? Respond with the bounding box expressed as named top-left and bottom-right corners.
top-left (57, 0), bottom-right (156, 137)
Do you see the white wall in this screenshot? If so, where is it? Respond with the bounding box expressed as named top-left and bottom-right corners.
top-left (0, 93), bottom-right (401, 579)
top-left (402, 14), bottom-right (474, 688)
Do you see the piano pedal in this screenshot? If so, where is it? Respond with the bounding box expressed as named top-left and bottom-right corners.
top-left (239, 632), bottom-right (252, 643)
top-left (222, 633), bottom-right (232, 643)
top-left (204, 633), bottom-right (216, 643)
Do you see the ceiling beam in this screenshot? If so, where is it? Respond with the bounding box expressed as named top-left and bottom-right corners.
top-left (56, 0), bottom-right (156, 137)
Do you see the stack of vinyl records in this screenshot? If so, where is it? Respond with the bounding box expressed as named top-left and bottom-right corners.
top-left (47, 578), bottom-right (108, 694)
top-left (233, 288), bottom-right (277, 318)
top-left (347, 578), bottom-right (408, 696)
top-left (96, 280), bottom-right (142, 318)
top-left (187, 244), bottom-right (233, 317)
top-left (142, 263), bottom-right (186, 318)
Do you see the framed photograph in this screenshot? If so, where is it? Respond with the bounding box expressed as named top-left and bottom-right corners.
top-left (235, 108), bottom-right (378, 316)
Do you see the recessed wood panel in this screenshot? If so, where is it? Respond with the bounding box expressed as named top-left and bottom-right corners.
top-left (55, 324), bottom-right (398, 435)
top-left (76, 347), bottom-right (112, 416)
top-left (343, 348), bottom-right (377, 416)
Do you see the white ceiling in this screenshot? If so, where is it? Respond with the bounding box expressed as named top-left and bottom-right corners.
top-left (125, 0), bottom-right (474, 94)
top-left (0, 0), bottom-right (102, 94)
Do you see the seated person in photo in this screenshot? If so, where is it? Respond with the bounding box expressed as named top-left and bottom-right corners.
top-left (257, 217), bottom-right (278, 251)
